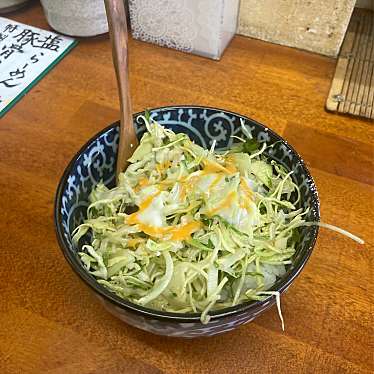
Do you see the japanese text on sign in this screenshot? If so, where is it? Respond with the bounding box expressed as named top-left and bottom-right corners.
top-left (0, 17), bottom-right (76, 115)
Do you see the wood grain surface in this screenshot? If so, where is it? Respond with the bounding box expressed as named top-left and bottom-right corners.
top-left (1, 2), bottom-right (373, 373)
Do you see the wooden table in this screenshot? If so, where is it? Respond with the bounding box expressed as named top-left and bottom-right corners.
top-left (1, 2), bottom-right (373, 373)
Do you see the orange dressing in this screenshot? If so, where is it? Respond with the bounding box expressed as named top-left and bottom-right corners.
top-left (224, 160), bottom-right (238, 174)
top-left (125, 189), bottom-right (201, 241)
top-left (133, 221), bottom-right (202, 241)
top-left (156, 160), bottom-right (171, 174)
top-left (207, 175), bottom-right (223, 193)
top-left (239, 177), bottom-right (254, 212)
top-left (169, 221), bottom-right (202, 241)
top-left (138, 177), bottom-right (149, 187)
top-left (135, 223), bottom-right (168, 238)
top-left (207, 191), bottom-right (237, 216)
top-left (179, 183), bottom-right (186, 201)
top-left (240, 177), bottom-right (253, 199)
top-left (239, 200), bottom-right (252, 211)
top-left (203, 159), bottom-right (232, 174)
top-left (135, 177), bottom-right (150, 192)
top-left (127, 154), bottom-right (243, 240)
top-left (126, 192), bottom-right (160, 225)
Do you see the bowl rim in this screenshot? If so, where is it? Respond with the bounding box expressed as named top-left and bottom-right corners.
top-left (54, 105), bottom-right (320, 323)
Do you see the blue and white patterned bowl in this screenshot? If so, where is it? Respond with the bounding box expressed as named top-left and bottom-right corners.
top-left (54, 106), bottom-right (320, 338)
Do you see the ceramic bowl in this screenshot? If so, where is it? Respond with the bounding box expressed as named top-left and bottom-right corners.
top-left (54, 106), bottom-right (320, 338)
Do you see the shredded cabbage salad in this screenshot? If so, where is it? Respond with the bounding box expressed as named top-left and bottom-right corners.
top-left (73, 115), bottom-right (364, 326)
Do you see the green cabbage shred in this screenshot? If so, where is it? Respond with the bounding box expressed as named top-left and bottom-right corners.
top-left (73, 116), bottom-right (364, 326)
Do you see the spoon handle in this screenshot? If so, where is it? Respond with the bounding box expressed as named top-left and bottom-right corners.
top-left (104, 0), bottom-right (138, 180)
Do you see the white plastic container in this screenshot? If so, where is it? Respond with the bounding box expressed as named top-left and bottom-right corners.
top-left (129, 0), bottom-right (240, 60)
top-left (40, 0), bottom-right (108, 37)
top-left (0, 0), bottom-right (30, 14)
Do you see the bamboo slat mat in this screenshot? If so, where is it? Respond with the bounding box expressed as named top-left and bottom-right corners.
top-left (326, 8), bottom-right (374, 120)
